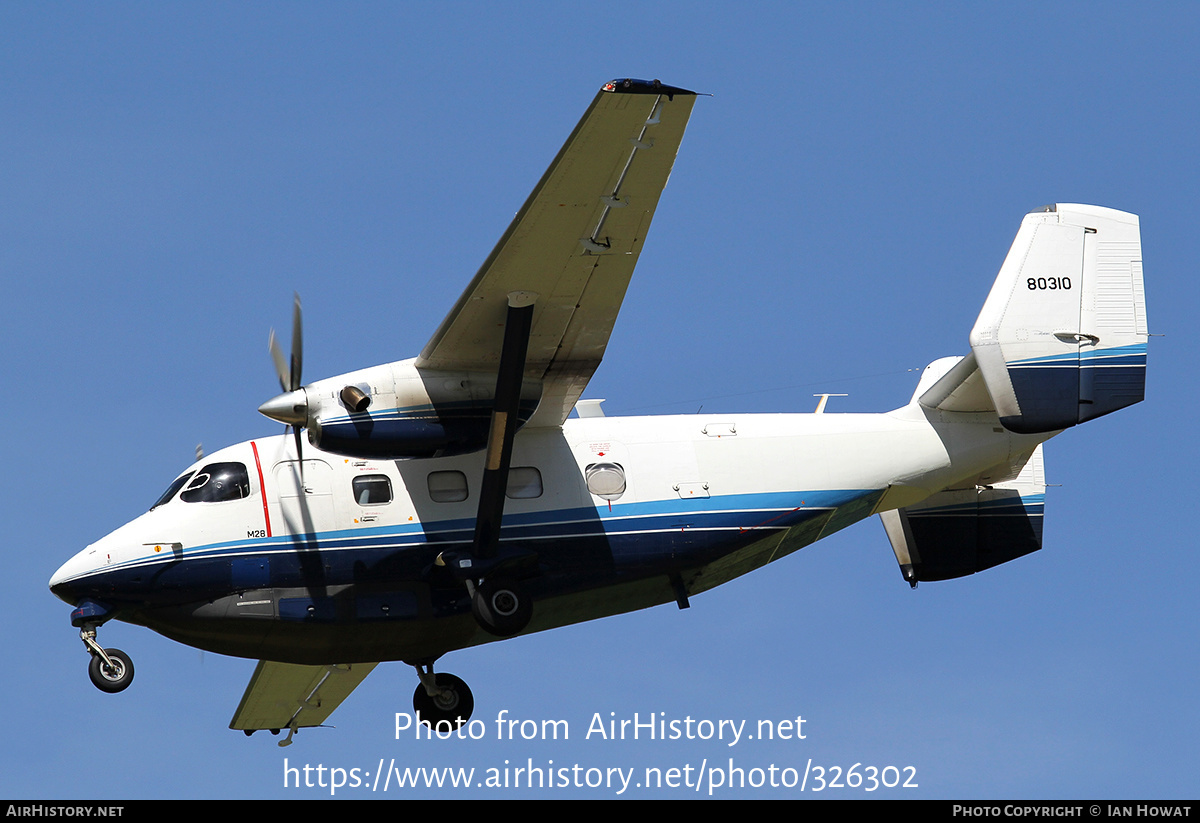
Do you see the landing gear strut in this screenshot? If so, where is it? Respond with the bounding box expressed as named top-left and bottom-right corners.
top-left (80, 626), bottom-right (134, 693)
top-left (412, 663), bottom-right (473, 729)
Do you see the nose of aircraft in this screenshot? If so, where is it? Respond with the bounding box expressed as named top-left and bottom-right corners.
top-left (48, 547), bottom-right (98, 605)
top-left (49, 566), bottom-right (76, 605)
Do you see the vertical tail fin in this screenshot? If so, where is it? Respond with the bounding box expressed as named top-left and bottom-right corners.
top-left (969, 204), bottom-right (1147, 434)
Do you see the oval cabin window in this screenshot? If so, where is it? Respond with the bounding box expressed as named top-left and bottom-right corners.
top-left (585, 462), bottom-right (626, 501)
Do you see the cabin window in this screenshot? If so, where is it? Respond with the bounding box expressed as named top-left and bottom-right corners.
top-left (506, 466), bottom-right (543, 499)
top-left (180, 462), bottom-right (251, 503)
top-left (428, 470), bottom-right (469, 503)
top-left (585, 462), bottom-right (626, 501)
top-left (150, 471), bottom-right (194, 511)
top-left (353, 475), bottom-right (392, 505)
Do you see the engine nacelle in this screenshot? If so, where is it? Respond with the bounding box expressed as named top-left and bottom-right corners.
top-left (301, 359), bottom-right (542, 459)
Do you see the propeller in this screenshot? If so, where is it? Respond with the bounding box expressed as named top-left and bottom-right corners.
top-left (270, 293), bottom-right (303, 394)
top-left (259, 293), bottom-right (308, 466)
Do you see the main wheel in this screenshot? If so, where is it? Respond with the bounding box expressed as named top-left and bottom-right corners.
top-left (88, 648), bottom-right (134, 693)
top-left (471, 577), bottom-right (532, 637)
top-left (412, 672), bottom-right (474, 729)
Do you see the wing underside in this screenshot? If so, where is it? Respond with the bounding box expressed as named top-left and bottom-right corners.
top-left (417, 79), bottom-right (697, 427)
top-left (229, 660), bottom-right (377, 732)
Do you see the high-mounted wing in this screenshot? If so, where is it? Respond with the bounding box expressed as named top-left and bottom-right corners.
top-left (229, 660), bottom-right (377, 737)
top-left (417, 79), bottom-right (697, 427)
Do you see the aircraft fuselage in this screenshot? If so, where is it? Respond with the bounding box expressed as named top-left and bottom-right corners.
top-left (50, 397), bottom-right (1042, 666)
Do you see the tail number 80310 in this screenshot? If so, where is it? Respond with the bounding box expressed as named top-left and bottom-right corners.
top-left (1028, 276), bottom-right (1071, 290)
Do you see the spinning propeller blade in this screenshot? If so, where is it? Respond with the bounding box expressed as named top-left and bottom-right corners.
top-left (268, 293), bottom-right (303, 392)
top-left (260, 294), bottom-right (307, 470)
top-left (289, 294), bottom-right (303, 392)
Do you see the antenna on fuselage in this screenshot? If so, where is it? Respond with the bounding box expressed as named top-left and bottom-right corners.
top-left (195, 443), bottom-right (205, 461)
top-left (813, 393), bottom-right (848, 413)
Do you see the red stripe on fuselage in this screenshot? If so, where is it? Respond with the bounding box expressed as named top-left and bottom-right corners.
top-left (250, 440), bottom-right (272, 537)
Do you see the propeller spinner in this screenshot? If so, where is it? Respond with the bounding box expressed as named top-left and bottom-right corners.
top-left (259, 294), bottom-right (308, 462)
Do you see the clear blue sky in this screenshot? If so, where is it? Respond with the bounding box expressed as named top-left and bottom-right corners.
top-left (4, 2), bottom-right (1195, 798)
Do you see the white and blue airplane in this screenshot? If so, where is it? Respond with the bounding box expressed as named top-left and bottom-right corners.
top-left (49, 78), bottom-right (1149, 744)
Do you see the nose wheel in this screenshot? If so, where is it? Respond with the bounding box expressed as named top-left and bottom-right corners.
top-left (79, 626), bottom-right (135, 693)
top-left (88, 648), bottom-right (134, 693)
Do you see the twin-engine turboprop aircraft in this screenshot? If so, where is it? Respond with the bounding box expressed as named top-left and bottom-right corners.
top-left (49, 78), bottom-right (1149, 744)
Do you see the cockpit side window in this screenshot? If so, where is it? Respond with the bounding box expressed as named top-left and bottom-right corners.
top-left (180, 462), bottom-right (251, 503)
top-left (150, 472), bottom-right (195, 511)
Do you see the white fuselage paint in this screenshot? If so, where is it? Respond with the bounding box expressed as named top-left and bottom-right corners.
top-left (52, 396), bottom-right (1043, 606)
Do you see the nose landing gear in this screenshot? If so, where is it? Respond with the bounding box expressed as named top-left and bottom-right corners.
top-left (80, 626), bottom-right (134, 693)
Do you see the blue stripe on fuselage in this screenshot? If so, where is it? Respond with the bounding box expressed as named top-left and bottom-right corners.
top-left (60, 488), bottom-right (878, 604)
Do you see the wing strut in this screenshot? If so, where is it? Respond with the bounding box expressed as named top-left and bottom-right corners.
top-left (437, 291), bottom-right (539, 637)
top-left (473, 291), bottom-right (537, 560)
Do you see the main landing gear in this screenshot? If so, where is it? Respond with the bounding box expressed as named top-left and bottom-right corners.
top-left (79, 626), bottom-right (134, 693)
top-left (469, 576), bottom-right (532, 638)
top-left (434, 549), bottom-right (536, 638)
top-left (412, 663), bottom-right (474, 729)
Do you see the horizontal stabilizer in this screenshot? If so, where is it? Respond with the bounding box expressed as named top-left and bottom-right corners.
top-left (969, 204), bottom-right (1147, 433)
top-left (881, 445), bottom-right (1045, 585)
top-left (917, 353), bottom-right (996, 414)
